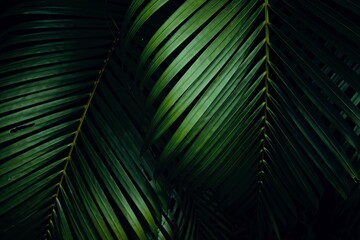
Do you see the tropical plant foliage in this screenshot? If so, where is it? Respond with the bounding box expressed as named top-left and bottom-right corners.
top-left (0, 0), bottom-right (359, 239)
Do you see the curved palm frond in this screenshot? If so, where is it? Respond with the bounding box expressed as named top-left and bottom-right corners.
top-left (0, 1), bottom-right (174, 239)
top-left (124, 0), bottom-right (360, 238)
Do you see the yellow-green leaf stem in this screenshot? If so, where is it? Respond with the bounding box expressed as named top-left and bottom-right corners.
top-left (259, 0), bottom-right (270, 191)
top-left (45, 33), bottom-right (121, 239)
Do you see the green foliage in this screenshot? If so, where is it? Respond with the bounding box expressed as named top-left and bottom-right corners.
top-left (0, 0), bottom-right (359, 239)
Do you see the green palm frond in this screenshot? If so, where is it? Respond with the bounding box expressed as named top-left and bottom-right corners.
top-left (124, 0), bottom-right (360, 238)
top-left (0, 0), bottom-right (359, 239)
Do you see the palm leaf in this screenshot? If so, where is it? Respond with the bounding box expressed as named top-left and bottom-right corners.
top-left (0, 0), bottom-right (359, 239)
top-left (1, 1), bottom-right (173, 239)
top-left (124, 0), bottom-right (360, 238)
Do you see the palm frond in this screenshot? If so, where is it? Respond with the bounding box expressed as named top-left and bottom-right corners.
top-left (124, 0), bottom-right (360, 238)
top-left (0, 0), bottom-right (359, 239)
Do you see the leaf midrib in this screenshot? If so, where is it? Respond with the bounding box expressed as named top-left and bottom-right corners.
top-left (44, 33), bottom-right (121, 238)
